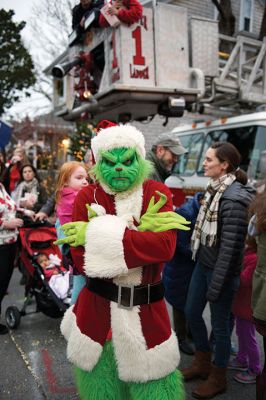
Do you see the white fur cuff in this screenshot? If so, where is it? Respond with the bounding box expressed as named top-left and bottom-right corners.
top-left (84, 215), bottom-right (128, 278)
top-left (111, 301), bottom-right (180, 382)
top-left (61, 306), bottom-right (102, 371)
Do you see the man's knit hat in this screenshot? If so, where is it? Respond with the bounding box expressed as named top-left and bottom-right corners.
top-left (91, 120), bottom-right (146, 162)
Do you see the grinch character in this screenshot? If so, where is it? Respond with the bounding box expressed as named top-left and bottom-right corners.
top-left (55, 121), bottom-right (190, 400)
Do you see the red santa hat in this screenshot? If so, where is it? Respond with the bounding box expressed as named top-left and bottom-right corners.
top-left (91, 120), bottom-right (146, 162)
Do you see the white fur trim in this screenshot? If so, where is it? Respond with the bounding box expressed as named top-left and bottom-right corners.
top-left (61, 306), bottom-right (102, 371)
top-left (91, 124), bottom-right (146, 162)
top-left (111, 303), bottom-right (180, 382)
top-left (84, 215), bottom-right (128, 278)
top-left (112, 186), bottom-right (144, 284)
top-left (114, 185), bottom-right (143, 223)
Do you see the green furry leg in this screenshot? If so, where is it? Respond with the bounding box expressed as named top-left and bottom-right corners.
top-left (75, 340), bottom-right (184, 400)
top-left (128, 369), bottom-right (185, 400)
top-left (75, 341), bottom-right (128, 400)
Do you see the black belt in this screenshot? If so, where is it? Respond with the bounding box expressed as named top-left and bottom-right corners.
top-left (86, 278), bottom-right (164, 309)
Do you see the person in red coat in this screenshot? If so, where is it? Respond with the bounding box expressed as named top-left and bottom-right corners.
top-left (56, 121), bottom-right (190, 400)
top-left (230, 236), bottom-right (261, 384)
top-left (99, 0), bottom-right (143, 27)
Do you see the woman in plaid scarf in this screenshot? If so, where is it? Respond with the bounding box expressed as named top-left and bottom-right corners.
top-left (181, 142), bottom-right (255, 399)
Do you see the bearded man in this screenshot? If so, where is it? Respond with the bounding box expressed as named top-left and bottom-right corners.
top-left (56, 121), bottom-right (190, 400)
top-left (147, 132), bottom-right (187, 183)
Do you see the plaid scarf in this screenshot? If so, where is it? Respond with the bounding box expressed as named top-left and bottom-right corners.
top-left (12, 177), bottom-right (39, 206)
top-left (191, 173), bottom-right (236, 260)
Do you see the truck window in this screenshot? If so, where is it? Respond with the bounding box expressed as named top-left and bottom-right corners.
top-left (197, 125), bottom-right (264, 178)
top-left (173, 132), bottom-right (203, 176)
top-left (249, 126), bottom-right (266, 180)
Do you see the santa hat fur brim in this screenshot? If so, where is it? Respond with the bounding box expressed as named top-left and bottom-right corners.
top-left (91, 124), bottom-right (146, 162)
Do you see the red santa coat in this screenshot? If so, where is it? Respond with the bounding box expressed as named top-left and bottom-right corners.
top-left (61, 179), bottom-right (180, 383)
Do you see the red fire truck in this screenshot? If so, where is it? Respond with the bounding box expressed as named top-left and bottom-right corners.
top-left (165, 111), bottom-right (266, 206)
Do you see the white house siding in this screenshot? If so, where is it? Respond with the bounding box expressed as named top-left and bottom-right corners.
top-left (132, 113), bottom-right (202, 152)
top-left (167, 0), bottom-right (264, 37)
top-left (133, 116), bottom-right (179, 152)
top-left (232, 0), bottom-right (263, 35)
top-left (170, 0), bottom-right (215, 19)
top-left (252, 1), bottom-right (264, 35)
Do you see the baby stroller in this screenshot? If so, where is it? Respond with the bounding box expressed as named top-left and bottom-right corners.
top-left (5, 223), bottom-right (70, 330)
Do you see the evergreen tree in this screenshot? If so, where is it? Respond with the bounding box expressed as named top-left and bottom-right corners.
top-left (0, 9), bottom-right (36, 116)
top-left (68, 121), bottom-right (96, 160)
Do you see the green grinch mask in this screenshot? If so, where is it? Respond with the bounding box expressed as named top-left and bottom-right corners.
top-left (93, 147), bottom-right (153, 192)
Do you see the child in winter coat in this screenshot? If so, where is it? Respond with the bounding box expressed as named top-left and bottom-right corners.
top-left (163, 192), bottom-right (203, 356)
top-left (55, 161), bottom-right (88, 304)
top-left (99, 0), bottom-right (143, 27)
top-left (36, 253), bottom-right (70, 302)
top-left (249, 190), bottom-right (266, 398)
top-left (2, 146), bottom-right (29, 194)
top-left (229, 236), bottom-right (261, 384)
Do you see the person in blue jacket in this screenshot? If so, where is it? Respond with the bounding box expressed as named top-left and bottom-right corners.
top-left (163, 192), bottom-right (203, 355)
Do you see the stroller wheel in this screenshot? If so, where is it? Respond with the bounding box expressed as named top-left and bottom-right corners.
top-left (5, 306), bottom-right (21, 329)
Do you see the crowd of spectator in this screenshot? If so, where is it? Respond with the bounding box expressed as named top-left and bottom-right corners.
top-left (0, 124), bottom-right (266, 399)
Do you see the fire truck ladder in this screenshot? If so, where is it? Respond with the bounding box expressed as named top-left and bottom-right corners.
top-left (202, 34), bottom-right (266, 110)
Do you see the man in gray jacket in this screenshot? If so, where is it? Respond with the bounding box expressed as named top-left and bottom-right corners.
top-left (146, 132), bottom-right (187, 182)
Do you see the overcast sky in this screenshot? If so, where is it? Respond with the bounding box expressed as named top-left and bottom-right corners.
top-left (2, 0), bottom-right (35, 44)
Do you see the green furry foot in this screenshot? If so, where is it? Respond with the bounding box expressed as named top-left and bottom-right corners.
top-left (74, 340), bottom-right (184, 400)
top-left (128, 369), bottom-right (185, 400)
top-left (74, 341), bottom-right (128, 400)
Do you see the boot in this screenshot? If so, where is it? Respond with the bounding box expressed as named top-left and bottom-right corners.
top-left (256, 372), bottom-right (266, 400)
top-left (181, 350), bottom-right (212, 381)
top-left (179, 338), bottom-right (195, 356)
top-left (192, 364), bottom-right (227, 399)
top-left (173, 308), bottom-right (195, 355)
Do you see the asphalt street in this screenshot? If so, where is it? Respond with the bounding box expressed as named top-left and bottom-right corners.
top-left (1, 268), bottom-right (260, 399)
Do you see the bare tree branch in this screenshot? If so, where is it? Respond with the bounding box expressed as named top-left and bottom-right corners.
top-left (27, 0), bottom-right (76, 108)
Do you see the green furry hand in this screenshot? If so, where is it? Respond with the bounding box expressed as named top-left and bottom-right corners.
top-left (86, 204), bottom-right (97, 219)
top-left (138, 191), bottom-right (191, 232)
top-left (54, 221), bottom-right (88, 247)
top-left (54, 204), bottom-right (97, 247)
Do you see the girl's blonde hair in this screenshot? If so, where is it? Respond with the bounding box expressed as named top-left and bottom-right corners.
top-left (55, 161), bottom-right (87, 204)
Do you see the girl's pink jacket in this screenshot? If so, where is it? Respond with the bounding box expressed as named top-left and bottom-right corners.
top-left (56, 187), bottom-right (79, 226)
top-left (232, 248), bottom-right (257, 321)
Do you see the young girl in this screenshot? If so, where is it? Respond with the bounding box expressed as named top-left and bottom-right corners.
top-left (249, 190), bottom-right (266, 398)
top-left (99, 0), bottom-right (143, 27)
top-left (55, 161), bottom-right (88, 304)
top-left (2, 146), bottom-right (29, 194)
top-left (229, 236), bottom-right (261, 384)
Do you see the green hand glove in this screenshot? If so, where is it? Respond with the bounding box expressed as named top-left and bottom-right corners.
top-left (54, 221), bottom-right (88, 247)
top-left (86, 204), bottom-right (97, 219)
top-left (138, 191), bottom-right (191, 232)
top-left (54, 204), bottom-right (98, 248)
